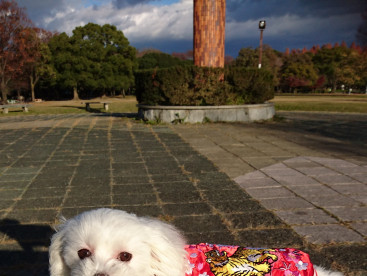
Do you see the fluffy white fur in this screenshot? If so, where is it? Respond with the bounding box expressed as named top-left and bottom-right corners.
top-left (49, 208), bottom-right (187, 276)
top-left (49, 208), bottom-right (343, 276)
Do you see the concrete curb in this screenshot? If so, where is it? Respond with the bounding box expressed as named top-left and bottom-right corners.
top-left (138, 102), bottom-right (275, 123)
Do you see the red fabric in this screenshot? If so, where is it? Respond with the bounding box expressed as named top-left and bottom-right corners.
top-left (185, 243), bottom-right (316, 276)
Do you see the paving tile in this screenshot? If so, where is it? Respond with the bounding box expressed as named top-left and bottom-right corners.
top-left (226, 211), bottom-right (286, 229)
top-left (13, 197), bottom-right (64, 210)
top-left (112, 184), bottom-right (154, 194)
top-left (112, 193), bottom-right (157, 206)
top-left (0, 189), bottom-right (23, 200)
top-left (114, 205), bottom-right (163, 217)
top-left (324, 206), bottom-right (367, 222)
top-left (275, 208), bottom-right (338, 225)
top-left (185, 230), bottom-right (237, 245)
top-left (314, 174), bottom-right (359, 185)
top-left (234, 170), bottom-right (267, 182)
top-left (162, 202), bottom-right (212, 216)
top-left (236, 177), bottom-right (281, 188)
top-left (158, 190), bottom-right (202, 203)
top-left (0, 174), bottom-right (35, 182)
top-left (22, 187), bottom-right (66, 199)
top-left (274, 175), bottom-right (320, 186)
top-left (308, 195), bottom-right (361, 208)
top-left (349, 194), bottom-right (367, 204)
top-left (295, 166), bottom-right (338, 176)
top-left (259, 197), bottom-right (314, 211)
top-left (237, 228), bottom-right (303, 248)
top-left (245, 186), bottom-right (295, 199)
top-left (333, 166), bottom-right (367, 175)
top-left (213, 199), bottom-right (266, 213)
top-left (201, 189), bottom-right (251, 202)
top-left (350, 222), bottom-right (367, 236)
top-left (0, 181), bottom-right (29, 189)
top-left (240, 157), bottom-right (277, 169)
top-left (349, 173), bottom-right (367, 183)
top-left (6, 209), bottom-right (58, 224)
top-left (292, 224), bottom-right (365, 244)
top-left (288, 184), bottom-right (340, 198)
top-left (173, 214), bottom-right (228, 233)
top-left (63, 195), bottom-right (111, 208)
top-left (3, 167), bottom-right (41, 175)
top-left (330, 183), bottom-right (367, 195)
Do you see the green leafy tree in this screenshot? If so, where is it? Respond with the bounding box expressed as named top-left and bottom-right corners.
top-left (49, 23), bottom-right (136, 99)
top-left (235, 47), bottom-right (258, 68)
top-left (49, 32), bottom-right (80, 99)
top-left (137, 52), bottom-right (191, 69)
top-left (235, 45), bottom-right (282, 87)
top-left (313, 45), bottom-right (360, 92)
top-left (356, 50), bottom-right (367, 91)
top-left (280, 52), bottom-right (318, 93)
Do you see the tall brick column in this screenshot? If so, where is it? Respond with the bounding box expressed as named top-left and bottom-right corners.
top-left (194, 0), bottom-right (226, 68)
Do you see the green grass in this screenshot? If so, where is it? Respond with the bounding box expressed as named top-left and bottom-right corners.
top-left (2, 94), bottom-right (366, 116)
top-left (272, 94), bottom-right (367, 113)
top-left (274, 102), bottom-right (367, 113)
top-left (0, 97), bottom-right (139, 116)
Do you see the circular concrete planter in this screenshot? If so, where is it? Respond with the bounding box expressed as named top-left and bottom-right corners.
top-left (137, 102), bottom-right (275, 123)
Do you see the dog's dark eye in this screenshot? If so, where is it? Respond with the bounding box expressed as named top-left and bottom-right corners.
top-left (78, 249), bottom-right (92, 259)
top-left (118, 251), bottom-right (132, 262)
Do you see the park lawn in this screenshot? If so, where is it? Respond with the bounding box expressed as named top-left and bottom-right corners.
top-left (0, 96), bottom-right (139, 116)
top-left (271, 94), bottom-right (367, 113)
top-left (1, 94), bottom-right (366, 116)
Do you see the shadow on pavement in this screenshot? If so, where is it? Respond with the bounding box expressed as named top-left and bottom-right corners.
top-left (0, 219), bottom-right (52, 275)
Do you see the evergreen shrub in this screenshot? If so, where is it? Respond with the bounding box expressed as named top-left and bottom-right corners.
top-left (135, 66), bottom-right (274, 106)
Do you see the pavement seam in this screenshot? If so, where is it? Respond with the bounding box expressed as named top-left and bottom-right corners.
top-left (127, 124), bottom-right (164, 210)
top-left (108, 116), bottom-right (114, 207)
top-left (55, 117), bottom-right (97, 219)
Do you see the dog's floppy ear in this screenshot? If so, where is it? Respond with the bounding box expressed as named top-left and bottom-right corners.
top-left (49, 222), bottom-right (70, 276)
top-left (145, 219), bottom-right (187, 276)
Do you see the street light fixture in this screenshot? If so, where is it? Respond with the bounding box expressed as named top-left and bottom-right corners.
top-left (258, 20), bottom-right (266, 69)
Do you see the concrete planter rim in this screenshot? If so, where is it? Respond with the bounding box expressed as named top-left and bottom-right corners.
top-left (137, 102), bottom-right (274, 110)
top-left (137, 102), bottom-right (275, 123)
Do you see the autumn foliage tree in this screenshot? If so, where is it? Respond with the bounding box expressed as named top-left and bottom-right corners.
top-left (0, 0), bottom-right (33, 103)
top-left (280, 52), bottom-right (318, 93)
top-left (23, 28), bottom-right (55, 101)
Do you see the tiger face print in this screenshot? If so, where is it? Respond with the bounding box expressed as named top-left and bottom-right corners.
top-left (205, 247), bottom-right (278, 276)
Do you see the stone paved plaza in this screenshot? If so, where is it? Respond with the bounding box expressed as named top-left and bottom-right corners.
top-left (0, 112), bottom-right (366, 275)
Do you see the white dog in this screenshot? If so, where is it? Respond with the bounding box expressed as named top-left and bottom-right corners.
top-left (49, 208), bottom-right (343, 276)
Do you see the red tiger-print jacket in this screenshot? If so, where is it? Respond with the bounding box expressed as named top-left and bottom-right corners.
top-left (185, 243), bottom-right (316, 276)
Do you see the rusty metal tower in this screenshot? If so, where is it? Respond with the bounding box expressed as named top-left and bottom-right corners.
top-left (194, 0), bottom-right (226, 68)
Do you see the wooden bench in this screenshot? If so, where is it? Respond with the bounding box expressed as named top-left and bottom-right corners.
top-left (0, 104), bottom-right (31, 114)
top-left (81, 102), bottom-right (110, 111)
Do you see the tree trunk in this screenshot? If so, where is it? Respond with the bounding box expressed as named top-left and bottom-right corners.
top-left (30, 75), bottom-right (36, 102)
top-left (73, 86), bottom-right (79, 100)
top-left (194, 0), bottom-right (226, 68)
top-left (1, 79), bottom-right (8, 104)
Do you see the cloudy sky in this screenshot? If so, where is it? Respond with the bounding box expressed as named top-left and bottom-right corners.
top-left (16, 0), bottom-right (367, 57)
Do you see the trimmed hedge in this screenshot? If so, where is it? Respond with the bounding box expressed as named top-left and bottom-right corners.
top-left (135, 66), bottom-right (274, 106)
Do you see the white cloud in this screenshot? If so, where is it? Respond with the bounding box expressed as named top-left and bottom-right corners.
top-left (15, 0), bottom-right (366, 55)
top-left (26, 0), bottom-right (192, 44)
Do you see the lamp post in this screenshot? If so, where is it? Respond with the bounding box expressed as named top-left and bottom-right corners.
top-left (258, 20), bottom-right (266, 69)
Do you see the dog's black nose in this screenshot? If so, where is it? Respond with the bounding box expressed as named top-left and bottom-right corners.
top-left (95, 273), bottom-right (108, 276)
